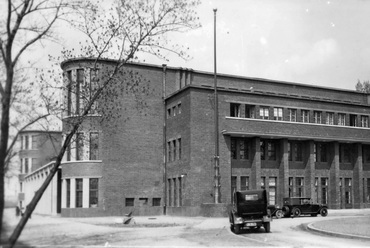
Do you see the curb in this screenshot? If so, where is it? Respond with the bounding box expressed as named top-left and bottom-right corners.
top-left (307, 222), bottom-right (370, 241)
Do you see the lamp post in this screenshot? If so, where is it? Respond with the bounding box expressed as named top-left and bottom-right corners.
top-left (213, 8), bottom-right (221, 204)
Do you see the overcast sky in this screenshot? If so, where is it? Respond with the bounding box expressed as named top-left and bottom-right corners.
top-left (41, 0), bottom-right (370, 91)
top-left (143, 0), bottom-right (370, 91)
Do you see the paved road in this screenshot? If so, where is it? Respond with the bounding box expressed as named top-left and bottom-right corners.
top-left (236, 216), bottom-right (369, 247)
top-left (2, 208), bottom-right (370, 247)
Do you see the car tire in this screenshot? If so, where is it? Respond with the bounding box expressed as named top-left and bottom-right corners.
top-left (263, 222), bottom-right (271, 233)
top-left (320, 208), bottom-right (328, 217)
top-left (275, 210), bottom-right (284, 219)
top-left (292, 207), bottom-right (301, 217)
top-left (234, 224), bottom-right (241, 234)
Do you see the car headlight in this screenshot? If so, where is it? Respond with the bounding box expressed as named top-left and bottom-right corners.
top-left (235, 217), bottom-right (244, 224)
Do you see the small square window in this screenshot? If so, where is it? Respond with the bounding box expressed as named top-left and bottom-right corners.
top-left (125, 198), bottom-right (134, 207)
top-left (153, 198), bottom-right (161, 206)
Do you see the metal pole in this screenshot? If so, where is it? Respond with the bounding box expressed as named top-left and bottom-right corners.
top-left (213, 8), bottom-right (220, 204)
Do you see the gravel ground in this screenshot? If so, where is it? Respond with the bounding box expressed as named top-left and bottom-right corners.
top-left (311, 216), bottom-right (370, 237)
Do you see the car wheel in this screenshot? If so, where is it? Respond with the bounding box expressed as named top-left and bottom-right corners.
top-left (320, 208), bottom-right (328, 217)
top-left (292, 207), bottom-right (301, 217)
top-left (263, 222), bottom-right (271, 233)
top-left (234, 224), bottom-right (241, 234)
top-left (275, 210), bottom-right (284, 219)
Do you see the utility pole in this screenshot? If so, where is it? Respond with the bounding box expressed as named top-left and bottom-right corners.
top-left (213, 8), bottom-right (221, 204)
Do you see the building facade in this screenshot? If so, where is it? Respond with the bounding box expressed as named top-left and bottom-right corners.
top-left (18, 130), bottom-right (62, 215)
top-left (60, 58), bottom-right (370, 217)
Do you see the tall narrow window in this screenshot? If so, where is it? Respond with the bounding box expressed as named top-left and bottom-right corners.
top-left (90, 68), bottom-right (99, 114)
top-left (240, 176), bottom-right (249, 191)
top-left (75, 178), bottom-right (83, 208)
top-left (178, 138), bottom-right (182, 159)
top-left (345, 178), bottom-right (352, 204)
top-left (301, 110), bottom-right (309, 123)
top-left (173, 140), bottom-right (177, 161)
top-left (267, 141), bottom-right (276, 161)
top-left (260, 107), bottom-right (269, 120)
top-left (31, 135), bottom-right (37, 149)
top-left (313, 111), bottom-right (322, 124)
top-left (245, 105), bottom-right (255, 118)
top-left (320, 143), bottom-right (327, 162)
top-left (168, 179), bottom-right (172, 206)
top-left (361, 116), bottom-right (369, 128)
top-left (89, 178), bottom-right (99, 207)
top-left (273, 107), bottom-right (283, 121)
top-left (261, 176), bottom-right (266, 190)
top-left (350, 114), bottom-right (357, 127)
top-left (230, 103), bottom-right (240, 117)
top-left (231, 138), bottom-right (237, 159)
top-left (76, 133), bottom-right (84, 161)
top-left (231, 176), bottom-right (237, 194)
top-left (288, 141), bottom-right (292, 161)
top-left (178, 177), bottom-right (182, 206)
top-left (25, 158), bottom-right (29, 174)
top-left (76, 69), bottom-right (84, 115)
top-left (321, 178), bottom-right (328, 204)
top-left (289, 109), bottom-right (297, 122)
top-left (173, 178), bottom-right (177, 206)
top-left (66, 71), bottom-right (72, 115)
top-left (326, 112), bottom-right (334, 125)
top-left (296, 177), bottom-right (304, 197)
top-left (269, 177), bottom-right (277, 205)
top-left (178, 103), bottom-right (182, 114)
top-left (294, 142), bottom-right (303, 162)
top-left (66, 179), bottom-right (71, 208)
top-left (367, 178), bottom-right (370, 203)
top-left (338, 113), bottom-right (346, 126)
top-left (260, 140), bottom-right (266, 160)
top-left (90, 132), bottom-right (99, 160)
top-left (315, 178), bottom-right (319, 203)
top-left (25, 136), bottom-right (29, 150)
top-left (239, 139), bottom-right (249, 160)
top-left (289, 177), bottom-right (293, 197)
top-left (167, 141), bottom-right (171, 162)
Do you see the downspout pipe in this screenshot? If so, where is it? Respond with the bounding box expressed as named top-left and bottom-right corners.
top-left (162, 64), bottom-right (167, 215)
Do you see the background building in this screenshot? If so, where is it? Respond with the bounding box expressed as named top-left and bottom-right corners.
top-left (58, 58), bottom-right (370, 217)
top-left (18, 130), bottom-right (62, 215)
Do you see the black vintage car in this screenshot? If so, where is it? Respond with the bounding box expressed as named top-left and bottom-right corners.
top-left (282, 197), bottom-right (328, 217)
top-left (229, 190), bottom-right (272, 234)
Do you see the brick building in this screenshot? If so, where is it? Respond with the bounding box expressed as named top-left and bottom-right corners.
top-left (60, 58), bottom-right (370, 217)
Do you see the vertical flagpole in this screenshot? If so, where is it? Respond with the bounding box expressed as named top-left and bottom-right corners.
top-left (213, 8), bottom-right (220, 204)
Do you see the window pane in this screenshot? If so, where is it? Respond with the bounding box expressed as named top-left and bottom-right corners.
top-left (90, 132), bottom-right (99, 160)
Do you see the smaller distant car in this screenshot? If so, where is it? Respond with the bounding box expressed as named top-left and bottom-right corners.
top-left (282, 197), bottom-right (328, 217)
top-left (268, 205), bottom-right (284, 219)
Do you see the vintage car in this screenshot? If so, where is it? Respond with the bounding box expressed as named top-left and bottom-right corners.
top-left (228, 190), bottom-right (272, 234)
top-left (282, 197), bottom-right (328, 217)
top-left (268, 205), bottom-right (284, 219)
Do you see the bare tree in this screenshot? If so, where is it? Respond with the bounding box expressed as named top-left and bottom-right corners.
top-left (0, 0), bottom-right (84, 242)
top-left (4, 0), bottom-right (200, 246)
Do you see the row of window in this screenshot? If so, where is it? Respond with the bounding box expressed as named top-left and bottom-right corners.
top-left (20, 158), bottom-right (38, 174)
top-left (65, 178), bottom-right (99, 208)
top-left (167, 138), bottom-right (182, 162)
top-left (125, 197), bottom-right (161, 207)
top-left (65, 68), bottom-right (100, 116)
top-left (167, 102), bottom-right (182, 118)
top-left (231, 137), bottom-right (370, 164)
top-left (66, 132), bottom-right (100, 161)
top-left (167, 177), bottom-right (183, 207)
top-left (231, 176), bottom-right (357, 205)
top-left (20, 135), bottom-right (38, 150)
top-left (230, 103), bottom-right (370, 128)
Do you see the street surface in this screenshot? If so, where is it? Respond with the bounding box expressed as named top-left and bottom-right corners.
top-left (2, 208), bottom-right (370, 247)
